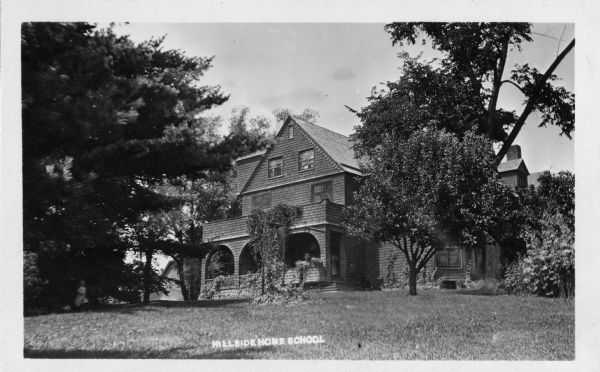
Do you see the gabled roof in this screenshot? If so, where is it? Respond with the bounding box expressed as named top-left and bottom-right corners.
top-left (237, 116), bottom-right (363, 194)
top-left (290, 116), bottom-right (363, 175)
top-left (497, 158), bottom-right (529, 175)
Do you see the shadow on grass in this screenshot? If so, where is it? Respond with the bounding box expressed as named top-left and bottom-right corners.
top-left (456, 288), bottom-right (507, 296)
top-left (24, 345), bottom-right (274, 359)
top-left (86, 298), bottom-right (253, 315)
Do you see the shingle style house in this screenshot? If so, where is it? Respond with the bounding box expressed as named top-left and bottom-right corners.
top-left (202, 115), bottom-right (372, 291)
top-left (199, 116), bottom-right (532, 293)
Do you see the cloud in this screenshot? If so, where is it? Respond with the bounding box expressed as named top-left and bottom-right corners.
top-left (332, 68), bottom-right (356, 81)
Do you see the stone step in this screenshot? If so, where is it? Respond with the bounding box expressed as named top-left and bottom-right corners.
top-left (318, 280), bottom-right (357, 293)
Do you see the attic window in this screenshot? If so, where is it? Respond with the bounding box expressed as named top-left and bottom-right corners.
top-left (268, 157), bottom-right (283, 178)
top-left (289, 125), bottom-right (294, 139)
top-left (299, 149), bottom-right (314, 171)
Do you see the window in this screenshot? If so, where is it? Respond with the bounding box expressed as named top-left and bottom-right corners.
top-left (289, 125), bottom-right (294, 139)
top-left (435, 248), bottom-right (462, 268)
top-left (311, 181), bottom-right (333, 203)
top-left (251, 193), bottom-right (272, 210)
top-left (298, 149), bottom-right (315, 171)
top-left (268, 157), bottom-right (283, 178)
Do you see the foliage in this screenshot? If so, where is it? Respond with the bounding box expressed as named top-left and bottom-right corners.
top-left (503, 213), bottom-right (574, 298)
top-left (346, 129), bottom-right (516, 295)
top-left (531, 171), bottom-right (574, 231)
top-left (21, 22), bottom-right (254, 310)
top-left (200, 275), bottom-right (226, 299)
top-left (273, 107), bottom-right (320, 124)
top-left (502, 171), bottom-right (575, 298)
top-left (355, 23), bottom-right (574, 165)
top-left (23, 251), bottom-right (44, 310)
top-left (206, 250), bottom-right (235, 279)
top-left (246, 204), bottom-right (302, 297)
top-left (229, 105), bottom-right (276, 145)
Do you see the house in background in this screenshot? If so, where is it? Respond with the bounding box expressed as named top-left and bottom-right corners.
top-left (189, 119), bottom-right (538, 296)
top-left (498, 145), bottom-right (530, 189)
top-left (150, 261), bottom-right (183, 301)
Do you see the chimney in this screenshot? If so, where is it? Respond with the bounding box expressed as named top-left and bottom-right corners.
top-left (506, 145), bottom-right (522, 161)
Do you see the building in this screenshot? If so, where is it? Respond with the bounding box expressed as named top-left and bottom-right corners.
top-left (498, 145), bottom-right (530, 189)
top-left (196, 117), bottom-right (531, 295)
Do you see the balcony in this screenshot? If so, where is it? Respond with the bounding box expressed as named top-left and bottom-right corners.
top-left (203, 216), bottom-right (248, 242)
top-left (203, 267), bottom-right (328, 297)
top-left (203, 200), bottom-right (345, 242)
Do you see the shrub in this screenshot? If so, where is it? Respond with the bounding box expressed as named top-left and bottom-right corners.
top-left (502, 213), bottom-right (574, 298)
top-left (23, 251), bottom-right (44, 311)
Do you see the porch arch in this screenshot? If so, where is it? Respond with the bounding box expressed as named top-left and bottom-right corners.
top-left (285, 232), bottom-right (320, 267)
top-left (205, 245), bottom-right (235, 279)
top-left (239, 243), bottom-right (261, 275)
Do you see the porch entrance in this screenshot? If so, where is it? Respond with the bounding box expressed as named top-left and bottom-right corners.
top-left (329, 231), bottom-right (344, 280)
top-left (285, 232), bottom-right (320, 267)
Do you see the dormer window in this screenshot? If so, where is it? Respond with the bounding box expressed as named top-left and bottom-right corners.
top-left (299, 149), bottom-right (315, 171)
top-left (268, 157), bottom-right (283, 178)
top-left (289, 125), bottom-right (294, 139)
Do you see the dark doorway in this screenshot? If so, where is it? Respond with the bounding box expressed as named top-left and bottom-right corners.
top-left (206, 245), bottom-right (235, 279)
top-left (285, 233), bottom-right (320, 267)
top-left (239, 244), bottom-right (261, 275)
top-left (330, 232), bottom-right (342, 279)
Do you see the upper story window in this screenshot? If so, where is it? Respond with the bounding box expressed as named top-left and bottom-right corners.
top-left (288, 125), bottom-right (294, 139)
top-left (251, 192), bottom-right (272, 210)
top-left (435, 248), bottom-right (462, 268)
top-left (311, 181), bottom-right (333, 203)
top-left (298, 149), bottom-right (315, 171)
top-left (268, 157), bottom-right (283, 178)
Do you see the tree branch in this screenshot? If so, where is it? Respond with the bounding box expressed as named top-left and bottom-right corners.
top-left (493, 38), bottom-right (574, 166)
top-left (500, 80), bottom-right (526, 95)
top-left (487, 36), bottom-right (510, 137)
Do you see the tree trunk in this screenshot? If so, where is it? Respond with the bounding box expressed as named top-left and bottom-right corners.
top-left (408, 265), bottom-right (418, 296)
top-left (176, 260), bottom-right (190, 301)
top-left (143, 247), bottom-right (152, 303)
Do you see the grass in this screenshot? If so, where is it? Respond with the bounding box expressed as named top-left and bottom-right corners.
top-left (24, 289), bottom-right (574, 360)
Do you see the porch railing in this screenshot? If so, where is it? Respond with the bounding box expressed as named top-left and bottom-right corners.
top-left (203, 267), bottom-right (327, 293)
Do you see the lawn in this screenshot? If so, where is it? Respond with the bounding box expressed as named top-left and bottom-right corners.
top-left (24, 289), bottom-right (574, 360)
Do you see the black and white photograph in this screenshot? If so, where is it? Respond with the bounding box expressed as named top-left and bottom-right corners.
top-left (2, 0), bottom-right (599, 370)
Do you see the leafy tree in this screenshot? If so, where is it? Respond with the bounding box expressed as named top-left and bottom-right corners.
top-left (21, 22), bottom-right (250, 309)
top-left (502, 170), bottom-right (575, 297)
top-left (534, 171), bottom-right (574, 231)
top-left (229, 105), bottom-right (275, 142)
top-left (273, 107), bottom-right (320, 124)
top-left (354, 23), bottom-right (574, 165)
top-left (503, 212), bottom-right (574, 298)
top-left (345, 129), bottom-right (518, 295)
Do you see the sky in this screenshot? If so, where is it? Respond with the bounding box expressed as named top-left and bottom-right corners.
top-left (112, 23), bottom-right (575, 173)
